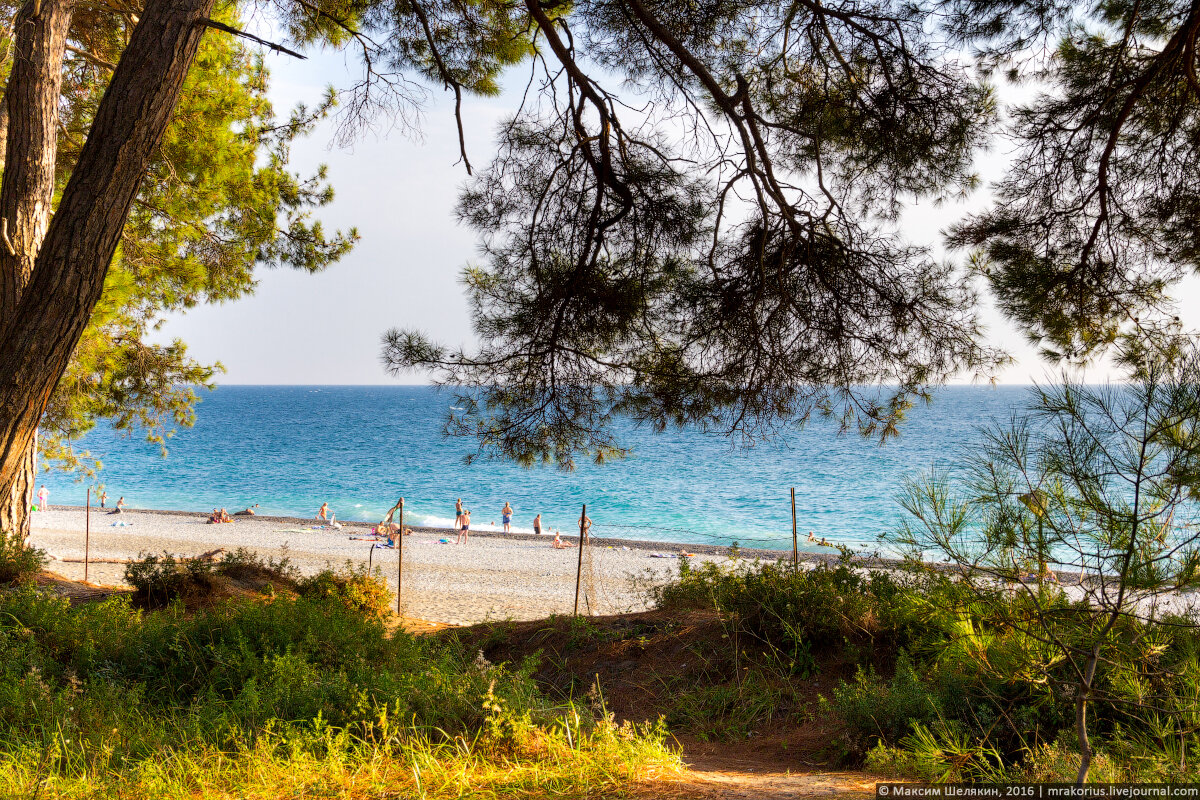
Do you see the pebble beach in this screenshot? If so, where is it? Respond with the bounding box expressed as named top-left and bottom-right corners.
top-left (29, 507), bottom-right (783, 625)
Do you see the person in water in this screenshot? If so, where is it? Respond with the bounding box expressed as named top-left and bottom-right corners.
top-left (456, 509), bottom-right (471, 545)
top-left (316, 502), bottom-right (329, 521)
top-left (454, 498), bottom-right (464, 529)
top-left (99, 490), bottom-right (108, 509)
top-left (501, 502), bottom-right (513, 533)
top-left (533, 513), bottom-right (543, 535)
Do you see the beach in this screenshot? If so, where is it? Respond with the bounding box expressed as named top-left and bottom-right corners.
top-left (29, 508), bottom-right (782, 625)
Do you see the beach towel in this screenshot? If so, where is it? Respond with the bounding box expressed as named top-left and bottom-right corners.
top-left (111, 521), bottom-right (130, 527)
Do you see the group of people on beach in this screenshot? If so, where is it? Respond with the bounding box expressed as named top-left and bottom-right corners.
top-left (450, 498), bottom-right (592, 548)
top-left (33, 485), bottom-right (125, 515)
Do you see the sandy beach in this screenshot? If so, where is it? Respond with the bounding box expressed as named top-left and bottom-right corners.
top-left (29, 507), bottom-right (784, 625)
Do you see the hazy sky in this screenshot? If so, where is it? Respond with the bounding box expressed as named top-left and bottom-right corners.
top-left (151, 44), bottom-right (1183, 386)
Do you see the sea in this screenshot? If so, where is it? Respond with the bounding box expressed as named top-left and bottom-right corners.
top-left (39, 385), bottom-right (1034, 552)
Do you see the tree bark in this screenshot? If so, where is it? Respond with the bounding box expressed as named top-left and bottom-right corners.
top-left (0, 0), bottom-right (73, 540)
top-left (0, 0), bottom-right (73, 314)
top-left (0, 0), bottom-right (218, 521)
top-left (1075, 647), bottom-right (1101, 786)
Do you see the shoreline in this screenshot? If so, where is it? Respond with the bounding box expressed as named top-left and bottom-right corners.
top-left (30, 507), bottom-right (840, 625)
top-left (44, 504), bottom-right (859, 564)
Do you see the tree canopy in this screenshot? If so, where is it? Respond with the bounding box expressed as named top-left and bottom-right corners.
top-left (378, 0), bottom-right (1200, 468)
top-left (6, 3), bottom-right (357, 472)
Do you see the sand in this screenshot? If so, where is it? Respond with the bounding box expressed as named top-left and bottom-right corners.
top-left (29, 508), bottom-right (775, 625)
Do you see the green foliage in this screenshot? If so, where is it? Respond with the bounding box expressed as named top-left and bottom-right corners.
top-left (27, 3), bottom-right (357, 476)
top-left (665, 670), bottom-right (784, 742)
top-left (893, 352), bottom-right (1200, 781)
top-left (296, 562), bottom-right (393, 619)
top-left (830, 653), bottom-right (944, 747)
top-left (0, 588), bottom-right (678, 797)
top-left (651, 553), bottom-right (1200, 777)
top-left (0, 533), bottom-right (47, 585)
top-left (655, 557), bottom-right (939, 659)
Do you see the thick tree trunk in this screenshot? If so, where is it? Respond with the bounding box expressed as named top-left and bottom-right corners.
top-left (0, 438), bottom-right (35, 539)
top-left (0, 0), bottom-right (217, 513)
top-left (0, 0), bottom-right (73, 541)
top-left (0, 0), bottom-right (73, 314)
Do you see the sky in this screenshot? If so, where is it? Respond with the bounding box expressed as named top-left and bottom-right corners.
top-left (149, 42), bottom-right (1187, 386)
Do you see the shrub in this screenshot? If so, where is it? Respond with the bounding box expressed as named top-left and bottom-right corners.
top-left (296, 562), bottom-right (392, 619)
top-left (124, 552), bottom-right (223, 606)
top-left (0, 587), bottom-right (682, 799)
top-left (0, 532), bottom-right (47, 585)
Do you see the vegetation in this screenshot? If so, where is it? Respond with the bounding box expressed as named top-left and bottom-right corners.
top-left (0, 531), bottom-right (47, 585)
top-left (125, 549), bottom-right (397, 619)
top-left (895, 342), bottom-right (1200, 782)
top-left (386, 0), bottom-right (1200, 469)
top-left (648, 556), bottom-right (1200, 782)
top-left (0, 582), bottom-right (678, 799)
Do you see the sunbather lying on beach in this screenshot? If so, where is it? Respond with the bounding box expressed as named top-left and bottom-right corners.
top-left (234, 505), bottom-right (259, 516)
top-left (552, 531), bottom-right (575, 549)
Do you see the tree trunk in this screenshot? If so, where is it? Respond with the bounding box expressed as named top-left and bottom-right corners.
top-left (1075, 647), bottom-right (1101, 786)
top-left (0, 0), bottom-right (217, 511)
top-left (0, 436), bottom-right (35, 540)
top-left (1075, 691), bottom-right (1091, 785)
top-left (0, 0), bottom-right (73, 315)
top-left (0, 0), bottom-right (73, 541)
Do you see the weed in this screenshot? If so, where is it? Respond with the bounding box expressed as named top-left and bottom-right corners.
top-left (0, 532), bottom-right (47, 585)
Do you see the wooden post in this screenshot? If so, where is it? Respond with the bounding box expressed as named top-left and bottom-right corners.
top-left (573, 503), bottom-right (586, 616)
top-left (791, 487), bottom-right (798, 571)
top-left (84, 486), bottom-right (91, 582)
top-left (395, 497), bottom-right (404, 615)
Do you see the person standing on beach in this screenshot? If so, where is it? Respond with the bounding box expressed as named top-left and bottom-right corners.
top-left (36, 485), bottom-right (49, 511)
top-left (99, 490), bottom-right (108, 509)
top-left (316, 502), bottom-right (329, 521)
top-left (454, 498), bottom-right (464, 529)
top-left (501, 502), bottom-right (513, 533)
top-left (579, 511), bottom-right (592, 543)
top-left (533, 513), bottom-right (543, 535)
top-left (457, 509), bottom-right (471, 545)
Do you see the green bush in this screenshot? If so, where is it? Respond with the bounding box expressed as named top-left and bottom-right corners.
top-left (0, 532), bottom-right (47, 585)
top-left (123, 551), bottom-right (223, 606)
top-left (296, 562), bottom-right (392, 619)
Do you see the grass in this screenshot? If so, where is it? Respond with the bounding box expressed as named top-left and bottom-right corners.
top-left (650, 556), bottom-right (1200, 781)
top-left (0, 580), bottom-right (681, 799)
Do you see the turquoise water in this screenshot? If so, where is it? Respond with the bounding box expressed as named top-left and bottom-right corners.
top-left (40, 385), bottom-right (1031, 550)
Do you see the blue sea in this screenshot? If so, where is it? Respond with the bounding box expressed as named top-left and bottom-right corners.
top-left (40, 385), bottom-right (1033, 551)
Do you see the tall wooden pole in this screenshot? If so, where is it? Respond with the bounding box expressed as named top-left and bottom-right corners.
top-left (396, 497), bottom-right (404, 615)
top-left (573, 503), bottom-right (587, 616)
top-left (84, 486), bottom-right (91, 582)
top-left (791, 487), bottom-right (798, 571)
